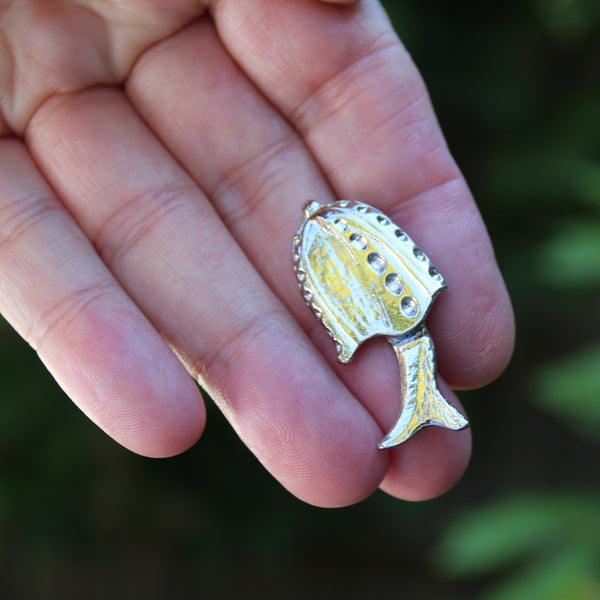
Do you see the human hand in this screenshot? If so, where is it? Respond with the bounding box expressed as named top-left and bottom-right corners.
top-left (0, 0), bottom-right (514, 507)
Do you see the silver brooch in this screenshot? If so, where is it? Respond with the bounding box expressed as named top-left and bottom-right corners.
top-left (293, 200), bottom-right (469, 448)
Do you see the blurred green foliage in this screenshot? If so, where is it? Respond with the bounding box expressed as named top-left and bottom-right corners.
top-left (434, 494), bottom-right (600, 600)
top-left (536, 220), bottom-right (600, 288)
top-left (410, 0), bottom-right (600, 596)
top-left (0, 0), bottom-right (599, 598)
top-left (534, 343), bottom-right (600, 441)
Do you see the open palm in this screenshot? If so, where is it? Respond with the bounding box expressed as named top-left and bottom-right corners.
top-left (0, 0), bottom-right (514, 507)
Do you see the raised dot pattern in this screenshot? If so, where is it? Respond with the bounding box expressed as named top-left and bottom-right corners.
top-left (367, 252), bottom-right (387, 274)
top-left (333, 218), bottom-right (349, 232)
top-left (401, 296), bottom-right (419, 318)
top-left (344, 214), bottom-right (422, 319)
top-left (349, 233), bottom-right (368, 251)
top-left (352, 204), bottom-right (442, 285)
top-left (385, 272), bottom-right (404, 296)
top-left (311, 205), bottom-right (445, 324)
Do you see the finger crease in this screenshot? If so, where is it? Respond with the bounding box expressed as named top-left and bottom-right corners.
top-left (28, 279), bottom-right (119, 353)
top-left (0, 193), bottom-right (65, 257)
top-left (290, 29), bottom-right (400, 129)
top-left (93, 179), bottom-right (200, 267)
top-left (211, 133), bottom-right (302, 229)
top-left (192, 308), bottom-right (288, 394)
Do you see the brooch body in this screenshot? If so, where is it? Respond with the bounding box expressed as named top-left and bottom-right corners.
top-left (293, 200), bottom-right (469, 448)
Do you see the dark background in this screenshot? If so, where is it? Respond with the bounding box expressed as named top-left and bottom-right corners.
top-left (1, 1), bottom-right (599, 598)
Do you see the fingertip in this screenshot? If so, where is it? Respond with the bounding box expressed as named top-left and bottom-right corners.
top-left (40, 302), bottom-right (207, 460)
top-left (302, 430), bottom-right (390, 508)
top-left (90, 344), bottom-right (208, 459)
top-left (432, 273), bottom-right (516, 391)
top-left (220, 390), bottom-right (389, 509)
top-left (377, 384), bottom-right (472, 501)
top-left (70, 355), bottom-right (207, 460)
top-left (463, 285), bottom-right (515, 390)
top-left (127, 378), bottom-right (207, 459)
top-left (379, 425), bottom-right (472, 502)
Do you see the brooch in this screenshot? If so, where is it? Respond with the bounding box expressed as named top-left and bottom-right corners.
top-left (293, 200), bottom-right (469, 448)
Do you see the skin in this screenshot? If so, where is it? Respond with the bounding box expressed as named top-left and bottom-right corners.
top-left (0, 0), bottom-right (514, 508)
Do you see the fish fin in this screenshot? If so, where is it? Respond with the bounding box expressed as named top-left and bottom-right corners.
top-left (378, 330), bottom-right (469, 449)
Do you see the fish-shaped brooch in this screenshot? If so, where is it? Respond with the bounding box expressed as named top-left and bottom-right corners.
top-left (293, 200), bottom-right (469, 448)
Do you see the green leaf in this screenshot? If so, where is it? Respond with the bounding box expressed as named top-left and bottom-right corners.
top-left (532, 343), bottom-right (600, 439)
top-left (433, 494), bottom-right (600, 577)
top-left (572, 161), bottom-right (600, 210)
top-left (536, 221), bottom-right (600, 288)
top-left (483, 546), bottom-right (600, 600)
top-left (533, 0), bottom-right (595, 42)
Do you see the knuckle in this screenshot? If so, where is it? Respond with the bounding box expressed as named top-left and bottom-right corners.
top-left (212, 135), bottom-right (301, 230)
top-left (0, 191), bottom-right (64, 257)
top-left (27, 278), bottom-right (119, 353)
top-left (192, 309), bottom-right (288, 387)
top-left (93, 178), bottom-right (198, 267)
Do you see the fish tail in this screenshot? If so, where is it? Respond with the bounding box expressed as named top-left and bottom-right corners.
top-left (378, 329), bottom-right (469, 449)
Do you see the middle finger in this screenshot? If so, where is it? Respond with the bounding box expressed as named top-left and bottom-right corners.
top-left (26, 86), bottom-right (386, 508)
top-left (127, 18), bottom-right (471, 500)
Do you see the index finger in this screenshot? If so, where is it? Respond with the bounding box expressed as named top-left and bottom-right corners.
top-left (212, 0), bottom-right (515, 389)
